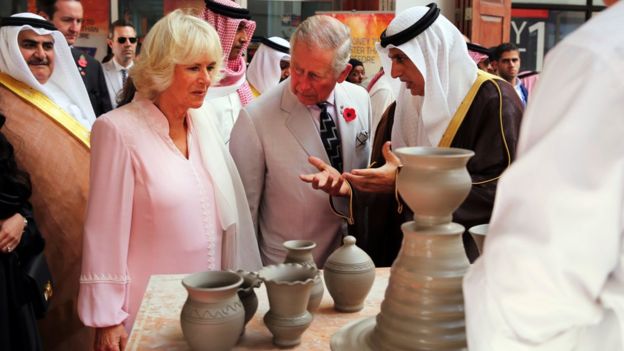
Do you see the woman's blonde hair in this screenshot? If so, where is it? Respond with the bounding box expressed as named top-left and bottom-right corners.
top-left (131, 9), bottom-right (223, 100)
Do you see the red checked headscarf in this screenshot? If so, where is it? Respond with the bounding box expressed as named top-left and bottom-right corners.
top-left (467, 50), bottom-right (488, 65)
top-left (203, 0), bottom-right (256, 105)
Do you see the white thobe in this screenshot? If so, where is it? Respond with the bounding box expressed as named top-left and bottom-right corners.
top-left (368, 74), bottom-right (394, 139)
top-left (197, 91), bottom-right (242, 144)
top-left (464, 2), bottom-right (624, 350)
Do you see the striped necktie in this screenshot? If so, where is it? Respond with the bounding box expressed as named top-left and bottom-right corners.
top-left (121, 69), bottom-right (128, 86)
top-left (317, 102), bottom-right (342, 173)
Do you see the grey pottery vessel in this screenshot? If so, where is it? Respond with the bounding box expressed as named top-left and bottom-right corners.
top-left (234, 270), bottom-right (262, 332)
top-left (468, 224), bottom-right (489, 255)
top-left (324, 236), bottom-right (375, 312)
top-left (258, 263), bottom-right (319, 347)
top-left (180, 271), bottom-right (244, 351)
top-left (331, 147), bottom-right (474, 351)
top-left (283, 240), bottom-right (324, 312)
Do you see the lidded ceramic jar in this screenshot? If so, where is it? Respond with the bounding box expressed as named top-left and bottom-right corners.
top-left (283, 240), bottom-right (324, 312)
top-left (324, 235), bottom-right (375, 312)
top-left (180, 271), bottom-right (244, 351)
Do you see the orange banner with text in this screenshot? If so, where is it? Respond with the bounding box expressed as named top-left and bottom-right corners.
top-left (323, 12), bottom-right (394, 81)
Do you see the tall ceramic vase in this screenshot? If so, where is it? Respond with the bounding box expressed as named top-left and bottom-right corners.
top-left (258, 263), bottom-right (319, 347)
top-left (331, 147), bottom-right (474, 351)
top-left (283, 240), bottom-right (324, 312)
top-left (180, 271), bottom-right (245, 351)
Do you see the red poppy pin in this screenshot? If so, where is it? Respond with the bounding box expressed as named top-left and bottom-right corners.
top-left (78, 54), bottom-right (88, 68)
top-left (342, 107), bottom-right (356, 123)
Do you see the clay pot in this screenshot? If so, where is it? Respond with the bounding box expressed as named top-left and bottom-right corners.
top-left (468, 224), bottom-right (489, 255)
top-left (180, 271), bottom-right (244, 351)
top-left (324, 236), bottom-right (375, 312)
top-left (283, 240), bottom-right (316, 267)
top-left (233, 270), bottom-right (262, 331)
top-left (283, 240), bottom-right (324, 312)
top-left (396, 147), bottom-right (473, 223)
top-left (258, 263), bottom-right (319, 347)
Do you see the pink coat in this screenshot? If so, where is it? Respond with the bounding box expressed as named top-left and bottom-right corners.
top-left (78, 99), bottom-right (223, 331)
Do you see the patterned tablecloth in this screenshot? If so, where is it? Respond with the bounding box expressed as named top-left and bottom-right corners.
top-left (127, 268), bottom-right (390, 350)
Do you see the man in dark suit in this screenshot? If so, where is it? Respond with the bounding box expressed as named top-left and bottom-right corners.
top-left (37, 0), bottom-right (112, 116)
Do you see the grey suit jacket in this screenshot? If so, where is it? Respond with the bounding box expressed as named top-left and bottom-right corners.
top-left (229, 79), bottom-right (371, 267)
top-left (102, 60), bottom-right (122, 108)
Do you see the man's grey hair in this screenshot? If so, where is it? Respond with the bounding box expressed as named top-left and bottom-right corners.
top-left (290, 15), bottom-right (351, 75)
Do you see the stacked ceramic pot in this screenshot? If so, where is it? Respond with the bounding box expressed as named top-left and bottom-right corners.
top-left (331, 147), bottom-right (474, 351)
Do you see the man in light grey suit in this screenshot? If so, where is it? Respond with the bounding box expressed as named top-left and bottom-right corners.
top-left (229, 15), bottom-right (371, 267)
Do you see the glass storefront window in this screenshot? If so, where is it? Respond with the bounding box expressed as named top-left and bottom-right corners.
top-left (248, 1), bottom-right (333, 39)
top-left (511, 9), bottom-right (585, 71)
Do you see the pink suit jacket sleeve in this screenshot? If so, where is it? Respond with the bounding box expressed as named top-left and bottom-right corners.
top-left (78, 116), bottom-right (134, 328)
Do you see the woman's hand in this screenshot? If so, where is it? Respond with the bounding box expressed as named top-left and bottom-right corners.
top-left (0, 213), bottom-right (27, 253)
top-left (300, 156), bottom-right (352, 197)
top-left (95, 324), bottom-right (128, 351)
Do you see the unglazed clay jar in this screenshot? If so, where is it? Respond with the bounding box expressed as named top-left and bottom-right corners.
top-left (180, 271), bottom-right (244, 351)
top-left (258, 263), bottom-right (319, 347)
top-left (324, 236), bottom-right (375, 312)
top-left (283, 240), bottom-right (324, 312)
top-left (331, 147), bottom-right (474, 351)
top-left (396, 147), bottom-right (473, 223)
top-left (234, 270), bottom-right (262, 332)
top-left (468, 224), bottom-right (489, 255)
top-left (283, 240), bottom-right (316, 267)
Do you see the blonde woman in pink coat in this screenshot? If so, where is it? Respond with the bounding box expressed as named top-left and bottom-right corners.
top-left (77, 10), bottom-right (262, 351)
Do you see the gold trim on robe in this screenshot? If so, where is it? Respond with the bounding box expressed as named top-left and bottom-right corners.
top-left (438, 70), bottom-right (503, 147)
top-left (0, 72), bottom-right (90, 148)
top-left (248, 81), bottom-right (261, 98)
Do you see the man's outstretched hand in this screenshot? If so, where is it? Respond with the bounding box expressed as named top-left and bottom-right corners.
top-left (300, 156), bottom-right (351, 197)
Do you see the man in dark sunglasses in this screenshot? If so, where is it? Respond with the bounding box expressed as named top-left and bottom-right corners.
top-left (102, 19), bottom-right (137, 108)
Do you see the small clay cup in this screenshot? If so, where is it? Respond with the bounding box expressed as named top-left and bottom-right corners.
top-left (468, 224), bottom-right (489, 255)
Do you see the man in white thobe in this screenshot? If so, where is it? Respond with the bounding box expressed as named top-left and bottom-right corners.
top-left (464, 0), bottom-right (624, 349)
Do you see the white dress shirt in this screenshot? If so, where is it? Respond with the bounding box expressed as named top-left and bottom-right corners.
top-left (102, 58), bottom-right (133, 108)
top-left (305, 90), bottom-right (339, 131)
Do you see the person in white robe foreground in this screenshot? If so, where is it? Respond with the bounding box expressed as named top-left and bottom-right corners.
top-left (463, 0), bottom-right (624, 349)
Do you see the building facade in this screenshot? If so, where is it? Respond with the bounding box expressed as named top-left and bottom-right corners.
top-left (0, 0), bottom-right (608, 72)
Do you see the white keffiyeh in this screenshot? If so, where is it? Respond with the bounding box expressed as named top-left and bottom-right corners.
top-left (376, 6), bottom-right (477, 148)
top-left (247, 37), bottom-right (290, 95)
top-left (0, 13), bottom-right (96, 129)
